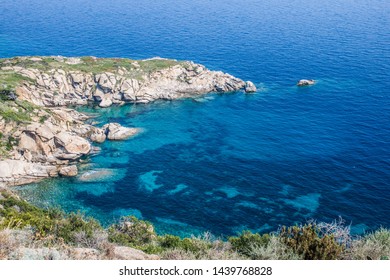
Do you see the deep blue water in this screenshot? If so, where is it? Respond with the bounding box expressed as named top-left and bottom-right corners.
top-left (1, 0), bottom-right (390, 236)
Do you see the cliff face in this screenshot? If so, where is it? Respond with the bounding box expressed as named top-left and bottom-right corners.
top-left (0, 56), bottom-right (255, 187)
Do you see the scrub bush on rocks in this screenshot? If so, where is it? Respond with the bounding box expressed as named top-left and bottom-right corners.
top-left (279, 223), bottom-right (344, 260)
top-left (108, 216), bottom-right (157, 247)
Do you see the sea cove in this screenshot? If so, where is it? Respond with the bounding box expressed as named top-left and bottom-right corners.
top-left (13, 80), bottom-right (390, 236)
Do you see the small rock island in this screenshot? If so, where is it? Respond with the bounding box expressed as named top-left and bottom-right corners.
top-left (297, 79), bottom-right (315, 86)
top-left (0, 56), bottom-right (256, 186)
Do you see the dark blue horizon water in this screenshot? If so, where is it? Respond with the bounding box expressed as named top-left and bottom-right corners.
top-left (2, 0), bottom-right (390, 236)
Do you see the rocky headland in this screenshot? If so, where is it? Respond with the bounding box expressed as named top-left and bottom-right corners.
top-left (0, 56), bottom-right (256, 186)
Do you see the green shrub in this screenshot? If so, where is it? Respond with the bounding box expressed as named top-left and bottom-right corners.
top-left (15, 100), bottom-right (38, 113)
top-left (0, 72), bottom-right (34, 90)
top-left (229, 231), bottom-right (270, 257)
top-left (108, 216), bottom-right (156, 247)
top-left (178, 237), bottom-right (210, 253)
top-left (157, 233), bottom-right (213, 253)
top-left (55, 212), bottom-right (103, 244)
top-left (279, 223), bottom-right (344, 260)
top-left (0, 192), bottom-right (103, 246)
top-left (39, 115), bottom-right (49, 124)
top-left (0, 103), bottom-right (31, 123)
top-left (0, 194), bottom-right (60, 238)
top-left (6, 136), bottom-right (18, 151)
top-left (158, 234), bottom-right (181, 248)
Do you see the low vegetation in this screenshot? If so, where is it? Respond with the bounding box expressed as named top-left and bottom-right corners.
top-left (0, 98), bottom-right (46, 157)
top-left (0, 56), bottom-right (182, 78)
top-left (0, 71), bottom-right (34, 91)
top-left (0, 189), bottom-right (389, 260)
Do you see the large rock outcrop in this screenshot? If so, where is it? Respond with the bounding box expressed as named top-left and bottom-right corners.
top-left (4, 57), bottom-right (249, 107)
top-left (0, 160), bottom-right (57, 186)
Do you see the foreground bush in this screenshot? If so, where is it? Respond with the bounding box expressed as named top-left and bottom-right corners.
top-left (108, 216), bottom-right (157, 247)
top-left (228, 231), bottom-right (270, 258)
top-left (0, 191), bottom-right (104, 247)
top-left (348, 228), bottom-right (390, 260)
top-left (279, 223), bottom-right (344, 260)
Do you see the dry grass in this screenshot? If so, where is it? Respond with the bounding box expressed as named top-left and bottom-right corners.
top-left (0, 229), bottom-right (34, 259)
top-left (244, 235), bottom-right (302, 260)
top-left (347, 228), bottom-right (390, 260)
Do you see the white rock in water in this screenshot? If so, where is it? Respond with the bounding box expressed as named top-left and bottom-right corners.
top-left (90, 128), bottom-right (107, 143)
top-left (297, 79), bottom-right (315, 86)
top-left (244, 81), bottom-right (257, 93)
top-left (103, 123), bottom-right (140, 140)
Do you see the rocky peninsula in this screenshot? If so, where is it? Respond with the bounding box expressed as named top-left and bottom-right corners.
top-left (0, 56), bottom-right (256, 187)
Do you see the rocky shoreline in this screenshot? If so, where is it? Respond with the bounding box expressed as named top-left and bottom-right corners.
top-left (0, 56), bottom-right (256, 187)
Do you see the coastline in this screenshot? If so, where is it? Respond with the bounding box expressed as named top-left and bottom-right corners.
top-left (1, 56), bottom-right (389, 260)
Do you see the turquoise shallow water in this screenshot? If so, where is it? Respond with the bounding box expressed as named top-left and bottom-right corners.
top-left (1, 0), bottom-right (390, 236)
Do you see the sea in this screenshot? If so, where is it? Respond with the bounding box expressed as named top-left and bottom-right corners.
top-left (1, 0), bottom-right (390, 237)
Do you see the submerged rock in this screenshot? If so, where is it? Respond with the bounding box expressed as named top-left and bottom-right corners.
top-left (78, 169), bottom-right (115, 182)
top-left (297, 79), bottom-right (315, 86)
